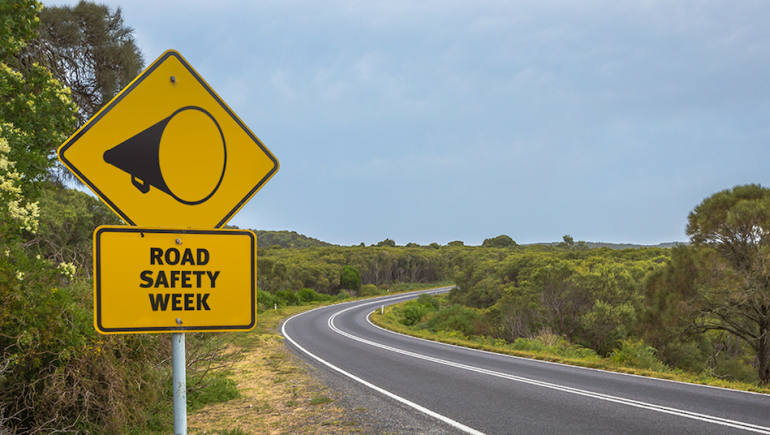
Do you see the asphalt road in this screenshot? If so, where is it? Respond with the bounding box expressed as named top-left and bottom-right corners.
top-left (282, 288), bottom-right (770, 434)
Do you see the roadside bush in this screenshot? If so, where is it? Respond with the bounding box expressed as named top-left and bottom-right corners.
top-left (257, 289), bottom-right (276, 311)
top-left (298, 287), bottom-right (331, 303)
top-left (416, 294), bottom-right (441, 310)
top-left (610, 339), bottom-right (668, 371)
top-left (424, 304), bottom-right (483, 336)
top-left (332, 292), bottom-right (351, 302)
top-left (360, 284), bottom-right (385, 296)
top-left (275, 290), bottom-right (300, 307)
top-left (401, 301), bottom-right (435, 326)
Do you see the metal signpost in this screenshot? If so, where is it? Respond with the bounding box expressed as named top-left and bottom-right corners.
top-left (57, 50), bottom-right (278, 435)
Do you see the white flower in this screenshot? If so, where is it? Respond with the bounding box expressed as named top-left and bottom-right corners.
top-left (58, 262), bottom-right (76, 280)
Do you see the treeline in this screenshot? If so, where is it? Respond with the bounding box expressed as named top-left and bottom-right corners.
top-left (256, 244), bottom-right (462, 295)
top-left (250, 229), bottom-right (333, 249)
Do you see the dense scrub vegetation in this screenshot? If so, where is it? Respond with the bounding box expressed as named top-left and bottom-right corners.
top-left (380, 225), bottom-right (770, 387)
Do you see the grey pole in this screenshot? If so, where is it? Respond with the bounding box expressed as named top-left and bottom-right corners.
top-left (172, 332), bottom-right (187, 435)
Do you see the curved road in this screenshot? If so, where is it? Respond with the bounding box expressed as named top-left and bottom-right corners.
top-left (282, 288), bottom-right (770, 434)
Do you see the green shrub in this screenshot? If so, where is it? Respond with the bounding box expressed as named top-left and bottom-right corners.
top-left (425, 304), bottom-right (482, 336)
top-left (610, 339), bottom-right (668, 371)
top-left (360, 284), bottom-right (384, 296)
top-left (340, 265), bottom-right (361, 290)
top-left (297, 287), bottom-right (331, 303)
top-left (332, 292), bottom-right (351, 302)
top-left (401, 301), bottom-right (435, 326)
top-left (416, 294), bottom-right (440, 310)
top-left (257, 289), bottom-right (276, 311)
top-left (275, 290), bottom-right (300, 306)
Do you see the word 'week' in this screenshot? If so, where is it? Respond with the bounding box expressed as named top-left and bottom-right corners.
top-left (140, 247), bottom-right (219, 311)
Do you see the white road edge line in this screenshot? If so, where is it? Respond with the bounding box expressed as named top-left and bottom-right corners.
top-left (322, 291), bottom-right (770, 434)
top-left (281, 295), bottom-right (487, 435)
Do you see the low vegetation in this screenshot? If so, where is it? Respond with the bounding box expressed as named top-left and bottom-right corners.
top-left (373, 294), bottom-right (770, 393)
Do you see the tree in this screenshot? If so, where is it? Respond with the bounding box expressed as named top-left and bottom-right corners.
top-left (482, 234), bottom-right (517, 248)
top-left (560, 235), bottom-right (575, 248)
top-left (25, 1), bottom-right (144, 127)
top-left (340, 265), bottom-right (361, 290)
top-left (686, 184), bottom-right (770, 385)
top-left (377, 238), bottom-right (396, 247)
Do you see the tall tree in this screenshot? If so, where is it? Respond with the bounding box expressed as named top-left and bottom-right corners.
top-left (686, 184), bottom-right (770, 385)
top-left (23, 1), bottom-right (144, 127)
top-left (482, 234), bottom-right (517, 248)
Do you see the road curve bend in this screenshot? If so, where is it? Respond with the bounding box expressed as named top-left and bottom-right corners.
top-left (282, 288), bottom-right (770, 435)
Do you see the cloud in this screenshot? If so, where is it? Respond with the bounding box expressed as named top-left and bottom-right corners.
top-left (51, 0), bottom-right (770, 245)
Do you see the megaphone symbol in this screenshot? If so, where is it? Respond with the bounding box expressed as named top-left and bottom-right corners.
top-left (103, 106), bottom-right (227, 206)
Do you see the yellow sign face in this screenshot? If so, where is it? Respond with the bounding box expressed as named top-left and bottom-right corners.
top-left (58, 50), bottom-right (278, 228)
top-left (93, 226), bottom-right (255, 334)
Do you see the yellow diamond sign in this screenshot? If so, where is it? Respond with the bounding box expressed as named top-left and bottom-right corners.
top-left (58, 50), bottom-right (278, 228)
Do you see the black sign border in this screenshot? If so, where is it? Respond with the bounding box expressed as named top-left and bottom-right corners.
top-left (58, 50), bottom-right (279, 228)
top-left (94, 226), bottom-right (256, 334)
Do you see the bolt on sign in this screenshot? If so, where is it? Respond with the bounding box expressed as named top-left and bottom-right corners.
top-left (57, 49), bottom-right (278, 229)
top-left (93, 227), bottom-right (255, 334)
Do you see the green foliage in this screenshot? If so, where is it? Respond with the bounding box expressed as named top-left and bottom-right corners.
top-left (340, 265), bottom-right (361, 290)
top-left (34, 1), bottom-right (145, 127)
top-left (400, 300), bottom-right (435, 326)
top-left (1, 57), bottom-right (77, 198)
top-left (0, 0), bottom-right (40, 60)
top-left (359, 283), bottom-right (384, 296)
top-left (425, 304), bottom-right (484, 337)
top-left (254, 230), bottom-right (332, 249)
top-left (685, 184), bottom-right (770, 385)
top-left (447, 240), bottom-right (464, 247)
top-left (297, 287), bottom-right (331, 303)
top-left (416, 293), bottom-right (441, 310)
top-left (482, 234), bottom-right (517, 248)
top-left (275, 289), bottom-right (300, 306)
top-left (557, 234), bottom-right (589, 251)
top-left (610, 339), bottom-right (668, 371)
top-left (257, 289), bottom-right (276, 311)
top-left (31, 186), bottom-right (122, 276)
top-left (377, 238), bottom-right (396, 247)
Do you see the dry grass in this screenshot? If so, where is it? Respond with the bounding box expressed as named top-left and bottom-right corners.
top-left (186, 307), bottom-right (367, 435)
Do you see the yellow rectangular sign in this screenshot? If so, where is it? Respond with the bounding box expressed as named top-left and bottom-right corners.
top-left (94, 226), bottom-right (255, 334)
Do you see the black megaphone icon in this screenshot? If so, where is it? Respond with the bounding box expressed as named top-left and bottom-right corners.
top-left (103, 106), bottom-right (227, 206)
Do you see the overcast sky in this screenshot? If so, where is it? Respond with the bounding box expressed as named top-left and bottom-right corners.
top-left (53, 0), bottom-right (770, 246)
